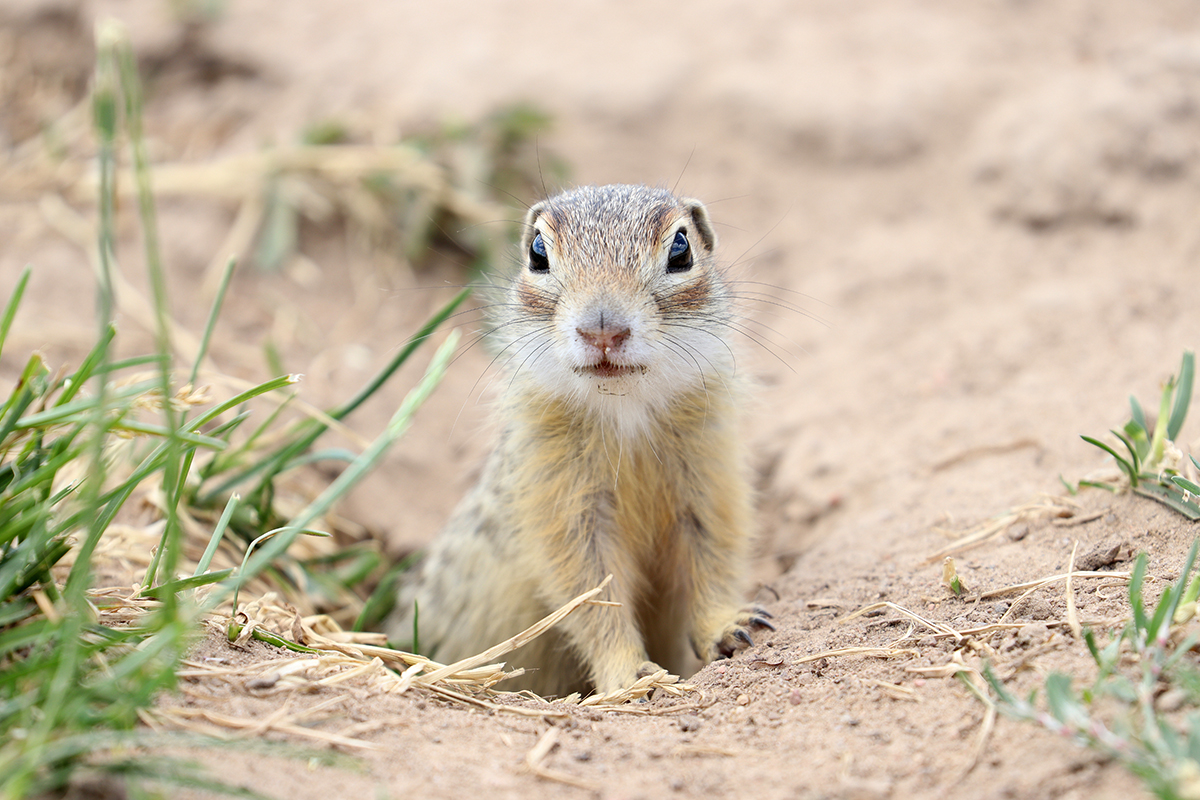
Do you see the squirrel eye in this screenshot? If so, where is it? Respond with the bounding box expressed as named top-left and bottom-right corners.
top-left (666, 230), bottom-right (692, 273)
top-left (529, 233), bottom-right (549, 273)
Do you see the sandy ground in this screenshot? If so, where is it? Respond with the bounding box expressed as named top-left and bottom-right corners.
top-left (4, 0), bottom-right (1200, 798)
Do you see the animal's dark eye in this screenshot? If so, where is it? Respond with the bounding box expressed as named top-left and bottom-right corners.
top-left (528, 233), bottom-right (549, 273)
top-left (666, 230), bottom-right (691, 273)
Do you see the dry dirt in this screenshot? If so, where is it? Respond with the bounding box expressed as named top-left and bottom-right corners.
top-left (4, 1), bottom-right (1200, 798)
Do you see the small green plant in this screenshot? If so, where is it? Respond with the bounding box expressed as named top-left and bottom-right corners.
top-left (1172, 456), bottom-right (1200, 503)
top-left (984, 540), bottom-right (1200, 799)
top-left (1079, 350), bottom-right (1199, 519)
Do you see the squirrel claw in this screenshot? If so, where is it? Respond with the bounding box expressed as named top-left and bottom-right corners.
top-left (706, 606), bottom-right (778, 660)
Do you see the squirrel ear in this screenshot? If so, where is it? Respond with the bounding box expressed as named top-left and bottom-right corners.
top-left (681, 199), bottom-right (717, 253)
top-left (520, 202), bottom-right (546, 253)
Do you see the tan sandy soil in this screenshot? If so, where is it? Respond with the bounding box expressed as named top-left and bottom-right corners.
top-left (4, 1), bottom-right (1200, 798)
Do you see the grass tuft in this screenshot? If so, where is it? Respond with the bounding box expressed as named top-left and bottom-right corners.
top-left (1078, 350), bottom-right (1200, 519)
top-left (963, 352), bottom-right (1200, 796)
top-left (0, 20), bottom-right (472, 799)
top-left (983, 539), bottom-right (1200, 799)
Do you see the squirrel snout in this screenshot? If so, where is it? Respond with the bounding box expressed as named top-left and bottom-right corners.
top-left (576, 324), bottom-right (631, 357)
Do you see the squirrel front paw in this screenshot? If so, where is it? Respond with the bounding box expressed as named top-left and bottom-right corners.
top-left (696, 606), bottom-right (776, 662)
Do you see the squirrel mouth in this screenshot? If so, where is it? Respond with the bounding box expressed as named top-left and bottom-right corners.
top-left (577, 360), bottom-right (645, 379)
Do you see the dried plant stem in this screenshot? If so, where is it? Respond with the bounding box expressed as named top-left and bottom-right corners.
top-left (523, 727), bottom-right (600, 792)
top-left (419, 575), bottom-right (614, 684)
top-left (980, 570), bottom-right (1134, 599)
top-left (926, 496), bottom-right (1079, 562)
top-left (839, 601), bottom-right (961, 641)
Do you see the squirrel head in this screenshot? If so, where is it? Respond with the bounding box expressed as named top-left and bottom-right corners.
top-left (493, 184), bottom-right (735, 433)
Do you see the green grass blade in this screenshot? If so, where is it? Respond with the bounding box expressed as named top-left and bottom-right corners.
top-left (1081, 435), bottom-right (1138, 486)
top-left (1122, 419), bottom-right (1151, 463)
top-left (143, 569), bottom-right (235, 599)
top-left (228, 527), bottom-right (331, 612)
top-left (186, 374), bottom-right (300, 432)
top-left (97, 354), bottom-right (161, 373)
top-left (113, 27), bottom-right (184, 592)
top-left (1146, 539), bottom-right (1199, 643)
top-left (201, 289), bottom-right (468, 503)
top-left (1111, 430), bottom-right (1141, 476)
top-left (1130, 395), bottom-right (1148, 435)
top-left (93, 23), bottom-right (118, 335)
top-left (1, 536), bottom-right (70, 599)
top-left (1168, 350), bottom-right (1195, 442)
top-left (1083, 629), bottom-right (1101, 666)
top-left (283, 447), bottom-right (359, 470)
top-left (354, 550), bottom-right (419, 632)
top-left (330, 288), bottom-right (470, 420)
top-left (1129, 552), bottom-right (1150, 635)
top-left (111, 420), bottom-right (226, 450)
top-left (219, 329), bottom-right (460, 604)
top-left (116, 34), bottom-right (168, 366)
top-left (0, 597), bottom-right (36, 628)
top-left (194, 493), bottom-right (239, 577)
top-left (1150, 372), bottom-right (1175, 469)
top-left (0, 380), bottom-right (38, 446)
top-left (0, 265), bottom-right (31, 362)
top-left (203, 409), bottom-right (254, 440)
top-left (0, 617), bottom-right (51, 659)
top-left (14, 379), bottom-right (157, 430)
top-left (1044, 672), bottom-right (1081, 726)
top-left (53, 323), bottom-right (116, 407)
top-left (189, 257), bottom-right (236, 387)
top-left (225, 620), bottom-right (319, 654)
top-left (412, 598), bottom-right (420, 656)
top-left (175, 448), bottom-right (198, 508)
top-left (197, 397), bottom-right (293, 488)
top-left (1174, 475), bottom-right (1200, 495)
top-left (1134, 482), bottom-right (1200, 521)
top-left (981, 662), bottom-right (1020, 707)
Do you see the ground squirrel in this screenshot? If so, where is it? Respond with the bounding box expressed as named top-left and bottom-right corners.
top-left (387, 184), bottom-right (772, 697)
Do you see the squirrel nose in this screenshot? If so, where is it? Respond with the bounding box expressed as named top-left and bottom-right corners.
top-left (576, 325), bottom-right (630, 356)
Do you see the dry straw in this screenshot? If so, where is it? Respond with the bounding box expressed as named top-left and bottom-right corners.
top-left (925, 494), bottom-right (1080, 562)
top-left (834, 556), bottom-right (1141, 779)
top-left (140, 574), bottom-right (693, 751)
